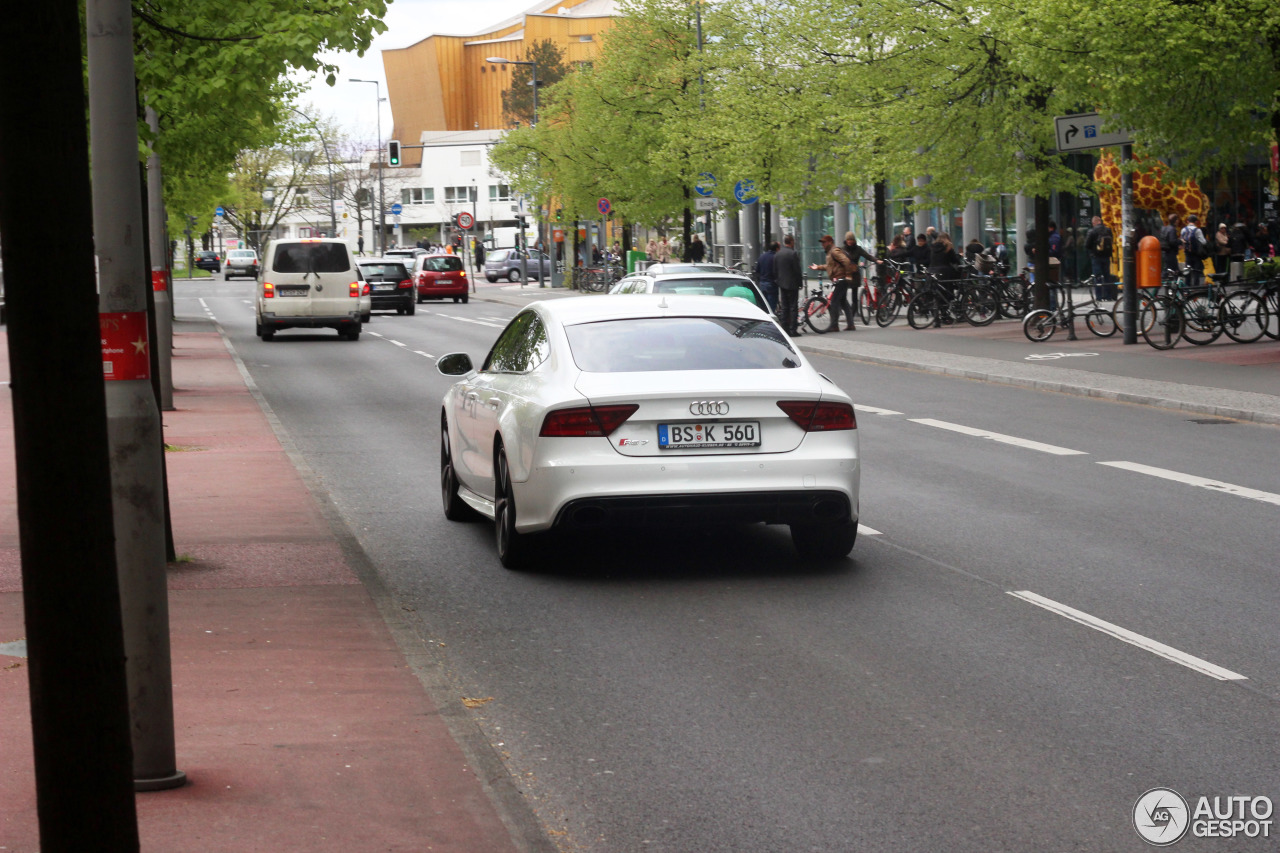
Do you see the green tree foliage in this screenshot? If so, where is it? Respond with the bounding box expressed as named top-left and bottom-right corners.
top-left (501, 39), bottom-right (569, 128)
top-left (130, 0), bottom-right (387, 224)
top-left (1009, 0), bottom-right (1278, 178)
top-left (492, 0), bottom-right (704, 229)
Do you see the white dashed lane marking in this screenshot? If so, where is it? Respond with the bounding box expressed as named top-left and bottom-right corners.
top-left (1008, 591), bottom-right (1247, 681)
top-left (854, 404), bottom-right (903, 416)
top-left (909, 418), bottom-right (1088, 456)
top-left (1097, 461), bottom-right (1280, 507)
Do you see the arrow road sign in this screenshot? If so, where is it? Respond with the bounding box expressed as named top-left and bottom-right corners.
top-left (1054, 112), bottom-right (1132, 152)
top-left (734, 180), bottom-right (758, 205)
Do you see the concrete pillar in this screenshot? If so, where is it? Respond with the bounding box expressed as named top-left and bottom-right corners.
top-left (963, 199), bottom-right (980, 246)
top-left (1015, 193), bottom-right (1030, 274)
top-left (742, 202), bottom-right (760, 262)
top-left (914, 173), bottom-right (931, 236)
top-left (833, 188), bottom-right (849, 241)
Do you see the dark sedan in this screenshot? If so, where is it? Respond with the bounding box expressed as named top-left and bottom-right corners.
top-left (357, 259), bottom-right (416, 315)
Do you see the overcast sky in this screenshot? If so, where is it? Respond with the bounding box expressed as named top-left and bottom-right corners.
top-left (297, 0), bottom-right (535, 143)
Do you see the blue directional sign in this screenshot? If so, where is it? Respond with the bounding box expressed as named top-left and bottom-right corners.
top-left (390, 202), bottom-right (403, 215)
top-left (214, 206), bottom-right (225, 217)
top-left (695, 173), bottom-right (717, 197)
top-left (734, 180), bottom-right (758, 205)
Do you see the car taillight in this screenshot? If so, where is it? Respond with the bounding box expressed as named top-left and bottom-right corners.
top-left (262, 282), bottom-right (275, 298)
top-left (350, 282), bottom-right (360, 297)
top-left (540, 404), bottom-right (639, 437)
top-left (460, 270), bottom-right (468, 278)
top-left (777, 401), bottom-right (856, 431)
top-left (398, 279), bottom-right (412, 290)
top-left (362, 283), bottom-right (371, 296)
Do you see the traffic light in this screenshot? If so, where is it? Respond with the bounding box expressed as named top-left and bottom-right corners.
top-left (387, 140), bottom-right (401, 166)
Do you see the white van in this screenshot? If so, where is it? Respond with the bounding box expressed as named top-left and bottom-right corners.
top-left (256, 239), bottom-right (369, 340)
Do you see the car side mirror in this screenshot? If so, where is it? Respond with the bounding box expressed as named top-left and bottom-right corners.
top-left (436, 352), bottom-right (474, 376)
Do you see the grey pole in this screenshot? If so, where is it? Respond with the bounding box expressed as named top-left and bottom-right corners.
top-left (1121, 144), bottom-right (1138, 343)
top-left (88, 0), bottom-right (184, 792)
top-left (350, 80), bottom-right (384, 253)
top-left (145, 107), bottom-right (173, 411)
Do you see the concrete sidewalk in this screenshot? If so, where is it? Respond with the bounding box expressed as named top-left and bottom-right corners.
top-left (0, 320), bottom-right (550, 852)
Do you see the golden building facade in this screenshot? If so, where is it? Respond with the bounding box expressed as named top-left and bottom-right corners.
top-left (382, 0), bottom-right (617, 166)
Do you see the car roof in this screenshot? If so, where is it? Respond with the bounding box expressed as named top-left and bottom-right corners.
top-left (358, 257), bottom-right (410, 265)
top-left (531, 294), bottom-right (770, 326)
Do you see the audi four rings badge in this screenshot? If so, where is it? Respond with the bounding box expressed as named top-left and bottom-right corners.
top-left (689, 401), bottom-right (730, 416)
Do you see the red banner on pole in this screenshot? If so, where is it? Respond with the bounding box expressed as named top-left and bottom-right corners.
top-left (100, 312), bottom-right (151, 381)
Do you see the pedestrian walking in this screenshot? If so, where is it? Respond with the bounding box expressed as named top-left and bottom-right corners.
top-left (475, 239), bottom-right (486, 271)
top-left (658, 237), bottom-right (672, 263)
top-left (928, 232), bottom-right (962, 300)
top-left (774, 234), bottom-right (803, 336)
top-left (1181, 214), bottom-right (1208, 287)
top-left (1253, 223), bottom-right (1273, 259)
top-left (357, 235), bottom-right (365, 255)
top-left (1083, 215), bottom-right (1116, 300)
top-left (755, 241), bottom-right (779, 313)
top-left (810, 232), bottom-right (870, 332)
top-left (689, 235), bottom-right (706, 262)
top-left (1159, 213), bottom-right (1182, 275)
top-left (1213, 224), bottom-right (1231, 277)
top-left (646, 237), bottom-right (658, 260)
top-left (911, 233), bottom-right (930, 272)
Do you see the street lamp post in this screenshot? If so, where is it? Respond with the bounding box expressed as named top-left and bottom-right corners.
top-left (487, 56), bottom-right (544, 285)
top-left (287, 105), bottom-right (336, 237)
top-left (349, 78), bottom-right (385, 254)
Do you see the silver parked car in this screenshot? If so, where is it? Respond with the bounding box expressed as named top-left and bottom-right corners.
top-left (484, 248), bottom-right (551, 283)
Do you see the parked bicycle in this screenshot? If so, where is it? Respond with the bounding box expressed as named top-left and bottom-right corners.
top-left (1022, 281), bottom-right (1117, 342)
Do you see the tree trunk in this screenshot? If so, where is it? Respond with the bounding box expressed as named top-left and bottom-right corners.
top-left (0, 1), bottom-right (141, 846)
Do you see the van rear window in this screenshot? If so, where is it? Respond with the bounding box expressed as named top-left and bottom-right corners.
top-left (272, 243), bottom-right (351, 273)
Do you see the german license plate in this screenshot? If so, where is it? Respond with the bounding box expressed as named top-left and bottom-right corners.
top-left (375, 284), bottom-right (396, 291)
top-left (278, 285), bottom-right (308, 297)
top-left (658, 421), bottom-right (760, 449)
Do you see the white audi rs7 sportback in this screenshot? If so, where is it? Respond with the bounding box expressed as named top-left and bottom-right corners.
top-left (437, 294), bottom-right (860, 568)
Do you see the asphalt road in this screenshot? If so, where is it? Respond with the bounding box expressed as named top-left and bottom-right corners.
top-left (183, 280), bottom-right (1280, 852)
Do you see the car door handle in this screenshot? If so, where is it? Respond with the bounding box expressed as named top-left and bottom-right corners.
top-left (486, 397), bottom-right (501, 409)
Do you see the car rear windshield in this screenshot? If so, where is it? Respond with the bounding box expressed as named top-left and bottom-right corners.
top-left (229, 250), bottom-right (256, 259)
top-left (359, 263), bottom-right (409, 279)
top-left (271, 242), bottom-right (350, 273)
top-left (422, 256), bottom-right (464, 272)
top-left (652, 277), bottom-right (762, 309)
top-left (565, 316), bottom-right (798, 372)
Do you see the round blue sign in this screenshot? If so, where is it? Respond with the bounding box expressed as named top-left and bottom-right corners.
top-left (214, 206), bottom-right (224, 216)
top-left (390, 203), bottom-right (403, 215)
top-left (695, 173), bottom-right (716, 197)
top-left (734, 180), bottom-right (758, 205)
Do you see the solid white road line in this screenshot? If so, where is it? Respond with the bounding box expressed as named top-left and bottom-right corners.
top-left (857, 524), bottom-right (882, 536)
top-left (854, 404), bottom-right (903, 416)
top-left (1008, 591), bottom-right (1246, 681)
top-left (1098, 461), bottom-right (1280, 507)
top-left (909, 418), bottom-right (1088, 456)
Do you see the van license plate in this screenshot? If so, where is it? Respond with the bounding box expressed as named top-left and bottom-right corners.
top-left (658, 421), bottom-right (760, 449)
top-left (278, 286), bottom-right (308, 297)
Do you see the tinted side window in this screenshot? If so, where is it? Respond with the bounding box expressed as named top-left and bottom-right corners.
top-left (272, 243), bottom-right (351, 273)
top-left (483, 312), bottom-right (550, 373)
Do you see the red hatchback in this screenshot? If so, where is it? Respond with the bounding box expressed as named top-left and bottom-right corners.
top-left (412, 254), bottom-right (470, 303)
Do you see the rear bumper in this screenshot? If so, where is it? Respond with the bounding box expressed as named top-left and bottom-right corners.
top-left (371, 291), bottom-right (412, 307)
top-left (554, 490), bottom-right (853, 529)
top-left (261, 310), bottom-right (360, 330)
top-left (509, 432), bottom-right (859, 534)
